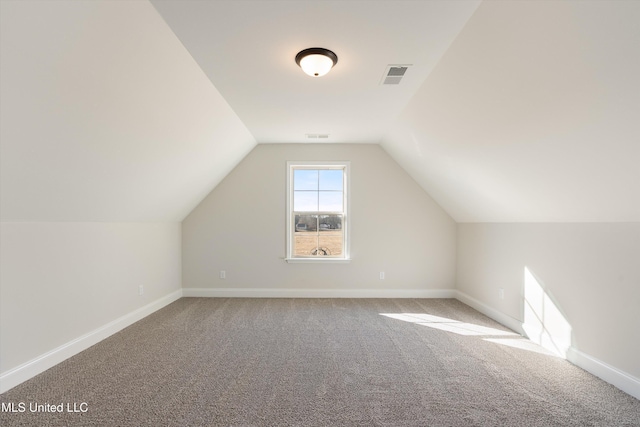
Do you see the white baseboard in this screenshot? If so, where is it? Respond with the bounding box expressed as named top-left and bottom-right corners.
top-left (182, 287), bottom-right (456, 299)
top-left (567, 347), bottom-right (640, 400)
top-left (0, 289), bottom-right (183, 394)
top-left (454, 290), bottom-right (524, 335)
top-left (455, 290), bottom-right (640, 400)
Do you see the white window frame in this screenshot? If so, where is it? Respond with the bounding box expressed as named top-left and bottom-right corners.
top-left (285, 161), bottom-right (350, 263)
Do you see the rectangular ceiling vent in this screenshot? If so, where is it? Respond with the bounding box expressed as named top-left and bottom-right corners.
top-left (381, 65), bottom-right (411, 85)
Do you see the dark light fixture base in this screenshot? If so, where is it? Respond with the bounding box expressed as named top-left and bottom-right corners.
top-left (295, 48), bottom-right (339, 68)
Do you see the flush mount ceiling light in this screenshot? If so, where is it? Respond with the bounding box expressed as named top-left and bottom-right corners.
top-left (295, 48), bottom-right (338, 77)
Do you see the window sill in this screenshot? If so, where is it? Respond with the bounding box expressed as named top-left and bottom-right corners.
top-left (285, 258), bottom-right (351, 264)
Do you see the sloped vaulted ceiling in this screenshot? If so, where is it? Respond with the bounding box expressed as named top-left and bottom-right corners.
top-left (383, 0), bottom-right (640, 222)
top-left (0, 0), bottom-right (255, 222)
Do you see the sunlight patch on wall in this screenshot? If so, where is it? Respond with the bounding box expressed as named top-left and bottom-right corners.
top-left (523, 267), bottom-right (572, 358)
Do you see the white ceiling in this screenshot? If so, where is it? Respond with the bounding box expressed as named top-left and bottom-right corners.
top-left (1, 0), bottom-right (638, 223)
top-left (150, 0), bottom-right (481, 143)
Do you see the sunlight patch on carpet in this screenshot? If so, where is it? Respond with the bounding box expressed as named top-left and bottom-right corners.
top-left (380, 313), bottom-right (517, 337)
top-left (379, 312), bottom-right (561, 357)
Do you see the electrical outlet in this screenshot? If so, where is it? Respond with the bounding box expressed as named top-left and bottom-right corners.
top-left (379, 271), bottom-right (385, 280)
top-left (498, 288), bottom-right (504, 300)
top-left (139, 285), bottom-right (144, 296)
top-left (220, 270), bottom-right (226, 279)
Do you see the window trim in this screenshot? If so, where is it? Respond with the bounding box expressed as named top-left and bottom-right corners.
top-left (285, 161), bottom-right (351, 263)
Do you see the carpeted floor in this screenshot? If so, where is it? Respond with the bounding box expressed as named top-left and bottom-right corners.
top-left (1, 298), bottom-right (639, 426)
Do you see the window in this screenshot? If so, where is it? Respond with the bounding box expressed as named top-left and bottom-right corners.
top-left (286, 162), bottom-right (350, 262)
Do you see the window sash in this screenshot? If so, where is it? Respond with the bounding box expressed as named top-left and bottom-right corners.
top-left (292, 213), bottom-right (344, 257)
top-left (286, 162), bottom-right (349, 261)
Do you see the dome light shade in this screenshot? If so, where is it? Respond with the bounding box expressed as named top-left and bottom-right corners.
top-left (295, 48), bottom-right (338, 77)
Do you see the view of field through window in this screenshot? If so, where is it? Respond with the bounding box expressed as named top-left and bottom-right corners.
top-left (293, 169), bottom-right (344, 257)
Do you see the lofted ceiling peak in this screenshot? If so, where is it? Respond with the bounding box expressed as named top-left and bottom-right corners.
top-left (150, 0), bottom-right (481, 144)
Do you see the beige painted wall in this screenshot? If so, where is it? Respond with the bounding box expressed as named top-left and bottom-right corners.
top-left (456, 222), bottom-right (640, 378)
top-left (0, 222), bottom-right (181, 373)
top-left (183, 144), bottom-right (456, 292)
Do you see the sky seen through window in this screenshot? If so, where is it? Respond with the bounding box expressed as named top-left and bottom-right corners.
top-left (294, 169), bottom-right (343, 212)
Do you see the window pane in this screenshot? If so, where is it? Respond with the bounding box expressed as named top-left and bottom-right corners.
top-left (311, 245), bottom-right (334, 256)
top-left (319, 214), bottom-right (342, 231)
top-left (319, 169), bottom-right (343, 191)
top-left (294, 169), bottom-right (318, 191)
top-left (319, 191), bottom-right (342, 211)
top-left (294, 214), bottom-right (318, 232)
top-left (294, 214), bottom-right (318, 256)
top-left (294, 234), bottom-right (319, 257)
top-left (294, 191), bottom-right (318, 211)
top-left (319, 233), bottom-right (343, 256)
top-left (319, 215), bottom-right (343, 256)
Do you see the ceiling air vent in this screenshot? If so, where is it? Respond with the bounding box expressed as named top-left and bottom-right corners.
top-left (381, 65), bottom-right (411, 85)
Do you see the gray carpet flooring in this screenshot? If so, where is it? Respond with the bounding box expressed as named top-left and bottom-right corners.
top-left (1, 298), bottom-right (639, 426)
